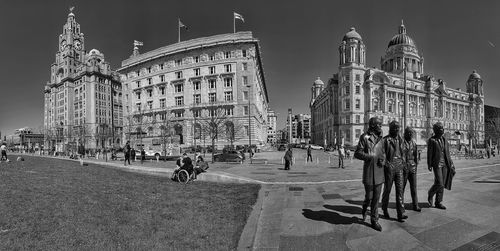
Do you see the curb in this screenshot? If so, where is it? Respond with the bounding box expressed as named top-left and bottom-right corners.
top-left (237, 185), bottom-right (267, 250)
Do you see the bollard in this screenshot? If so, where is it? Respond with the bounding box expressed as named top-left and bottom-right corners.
top-left (316, 157), bottom-right (319, 164)
top-left (329, 156), bottom-right (331, 164)
top-left (79, 157), bottom-right (83, 166)
top-left (281, 157), bottom-right (284, 164)
top-left (156, 155), bottom-right (159, 162)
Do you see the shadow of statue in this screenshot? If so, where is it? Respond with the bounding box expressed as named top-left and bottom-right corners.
top-left (302, 209), bottom-right (372, 229)
top-left (323, 204), bottom-right (362, 215)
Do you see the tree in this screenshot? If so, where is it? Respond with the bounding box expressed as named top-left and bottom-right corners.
top-left (225, 119), bottom-right (246, 148)
top-left (156, 110), bottom-right (174, 157)
top-left (200, 104), bottom-right (228, 162)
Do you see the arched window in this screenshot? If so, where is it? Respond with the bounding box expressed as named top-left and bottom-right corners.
top-left (373, 99), bottom-right (379, 111)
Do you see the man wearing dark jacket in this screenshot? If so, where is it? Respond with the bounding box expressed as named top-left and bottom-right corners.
top-left (284, 147), bottom-right (293, 170)
top-left (427, 122), bottom-right (455, 210)
top-left (354, 117), bottom-right (384, 231)
top-left (381, 121), bottom-right (408, 222)
top-left (403, 127), bottom-right (421, 212)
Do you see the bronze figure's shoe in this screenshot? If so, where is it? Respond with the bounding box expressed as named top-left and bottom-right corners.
top-left (371, 221), bottom-right (382, 231)
top-left (435, 203), bottom-right (446, 210)
top-left (427, 194), bottom-right (433, 207)
top-left (397, 214), bottom-right (408, 222)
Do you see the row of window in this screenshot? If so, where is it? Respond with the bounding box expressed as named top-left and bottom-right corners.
top-left (134, 50), bottom-right (249, 77)
top-left (134, 70), bottom-right (249, 90)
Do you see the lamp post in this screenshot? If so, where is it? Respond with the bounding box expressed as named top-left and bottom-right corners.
top-left (247, 84), bottom-right (252, 164)
top-left (403, 62), bottom-right (408, 129)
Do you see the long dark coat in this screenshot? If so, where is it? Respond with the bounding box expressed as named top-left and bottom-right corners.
top-left (427, 136), bottom-right (456, 190)
top-left (354, 132), bottom-right (385, 185)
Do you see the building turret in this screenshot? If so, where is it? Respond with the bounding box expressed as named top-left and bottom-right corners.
top-left (339, 28), bottom-right (366, 67)
top-left (466, 70), bottom-right (483, 96)
top-left (310, 77), bottom-right (325, 106)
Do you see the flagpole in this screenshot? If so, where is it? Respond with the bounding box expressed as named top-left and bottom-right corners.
top-left (233, 13), bottom-right (236, 33)
top-left (178, 18), bottom-right (180, 43)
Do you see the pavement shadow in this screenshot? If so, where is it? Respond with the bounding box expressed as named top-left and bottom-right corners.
top-left (324, 204), bottom-right (362, 215)
top-left (302, 209), bottom-right (370, 228)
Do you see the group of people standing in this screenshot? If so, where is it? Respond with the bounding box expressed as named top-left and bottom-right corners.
top-left (123, 141), bottom-right (146, 165)
top-left (355, 117), bottom-right (455, 231)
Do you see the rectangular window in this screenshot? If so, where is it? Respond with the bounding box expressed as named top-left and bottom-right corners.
top-left (209, 54), bottom-right (215, 61)
top-left (355, 99), bottom-right (360, 109)
top-left (244, 125), bottom-right (249, 136)
top-left (159, 64), bottom-right (164, 70)
top-left (160, 75), bottom-right (165, 82)
top-left (355, 85), bottom-right (360, 94)
top-left (224, 91), bottom-right (233, 101)
top-left (175, 59), bottom-right (182, 66)
top-left (209, 66), bottom-right (216, 74)
top-left (345, 99), bottom-right (350, 110)
top-left (208, 79), bottom-right (216, 89)
top-left (175, 84), bottom-right (184, 93)
top-left (224, 51), bottom-right (231, 59)
top-left (225, 108), bottom-right (233, 116)
top-left (243, 76), bottom-right (248, 85)
top-left (355, 129), bottom-right (361, 139)
top-left (224, 64), bottom-right (232, 72)
top-left (147, 67), bottom-right (151, 74)
top-left (193, 110), bottom-right (201, 118)
top-left (194, 68), bottom-right (200, 76)
top-left (136, 103), bottom-right (141, 111)
top-left (356, 115), bottom-right (360, 123)
top-left (136, 81), bottom-right (140, 88)
top-left (242, 63), bottom-right (248, 71)
top-left (224, 78), bottom-right (233, 87)
top-left (136, 92), bottom-right (141, 100)
top-left (193, 94), bottom-right (201, 104)
top-left (244, 106), bottom-right (249, 115)
top-left (174, 110), bottom-right (184, 118)
top-left (345, 74), bottom-right (350, 82)
top-left (193, 81), bottom-right (201, 90)
top-left (209, 93), bottom-right (216, 102)
top-left (355, 74), bottom-right (360, 81)
top-left (243, 91), bottom-right (248, 101)
top-left (147, 101), bottom-right (153, 110)
top-left (159, 87), bottom-right (165, 95)
top-left (242, 50), bottom-right (247, 57)
top-left (160, 99), bottom-right (165, 108)
top-left (345, 85), bottom-right (350, 95)
top-left (175, 71), bottom-right (183, 79)
top-left (175, 96), bottom-right (184, 106)
top-left (147, 89), bottom-right (152, 97)
top-left (194, 56), bottom-right (200, 63)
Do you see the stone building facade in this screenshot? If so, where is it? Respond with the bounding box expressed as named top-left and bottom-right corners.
top-left (267, 109), bottom-right (278, 144)
top-left (485, 105), bottom-right (500, 146)
top-left (43, 10), bottom-right (123, 152)
top-left (118, 32), bottom-right (269, 152)
top-left (310, 22), bottom-right (484, 147)
top-left (286, 113), bottom-right (311, 144)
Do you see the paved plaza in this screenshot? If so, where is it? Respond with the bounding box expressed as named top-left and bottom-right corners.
top-left (11, 150), bottom-right (500, 250)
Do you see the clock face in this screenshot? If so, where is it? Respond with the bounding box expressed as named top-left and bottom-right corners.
top-left (60, 40), bottom-right (66, 50)
top-left (75, 40), bottom-right (81, 50)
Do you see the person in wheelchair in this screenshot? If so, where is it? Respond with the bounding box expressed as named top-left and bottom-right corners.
top-left (172, 153), bottom-right (194, 181)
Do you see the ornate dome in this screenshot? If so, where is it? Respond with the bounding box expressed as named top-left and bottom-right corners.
top-left (387, 20), bottom-right (417, 48)
top-left (343, 27), bottom-right (362, 41)
top-left (468, 70), bottom-right (481, 80)
top-left (313, 77), bottom-right (324, 86)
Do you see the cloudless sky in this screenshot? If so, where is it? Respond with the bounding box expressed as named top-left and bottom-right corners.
top-left (1, 0), bottom-right (499, 136)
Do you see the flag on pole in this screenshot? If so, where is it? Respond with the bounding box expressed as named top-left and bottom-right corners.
top-left (234, 12), bottom-right (245, 22)
top-left (133, 40), bottom-right (144, 47)
top-left (179, 19), bottom-right (188, 30)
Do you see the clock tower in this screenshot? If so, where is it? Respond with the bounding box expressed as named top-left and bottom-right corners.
top-left (51, 7), bottom-right (85, 84)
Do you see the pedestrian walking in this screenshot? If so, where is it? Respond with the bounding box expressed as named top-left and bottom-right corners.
top-left (381, 121), bottom-right (408, 222)
top-left (354, 117), bottom-right (384, 231)
top-left (307, 145), bottom-right (313, 162)
top-left (403, 127), bottom-right (421, 212)
top-left (124, 141), bottom-right (131, 166)
top-left (338, 145), bottom-right (345, 169)
top-left (1, 142), bottom-right (7, 161)
top-left (284, 147), bottom-right (293, 170)
top-left (140, 148), bottom-right (146, 164)
top-left (131, 148), bottom-right (136, 162)
top-left (427, 122), bottom-right (456, 210)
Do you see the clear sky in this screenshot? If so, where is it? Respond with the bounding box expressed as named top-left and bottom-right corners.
top-left (1, 0), bottom-right (499, 136)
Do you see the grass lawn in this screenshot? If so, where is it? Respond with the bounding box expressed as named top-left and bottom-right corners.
top-left (0, 155), bottom-right (260, 250)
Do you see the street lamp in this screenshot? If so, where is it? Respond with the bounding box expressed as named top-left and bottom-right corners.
top-left (246, 84), bottom-right (252, 164)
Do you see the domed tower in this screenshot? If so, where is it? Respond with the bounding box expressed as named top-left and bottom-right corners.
top-left (310, 77), bottom-right (325, 106)
top-left (339, 27), bottom-right (366, 67)
top-left (381, 20), bottom-right (423, 78)
top-left (466, 70), bottom-right (484, 96)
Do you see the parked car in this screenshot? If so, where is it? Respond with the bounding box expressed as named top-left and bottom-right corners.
top-left (213, 150), bottom-right (245, 162)
top-left (309, 144), bottom-right (324, 150)
top-left (277, 144), bottom-right (287, 151)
